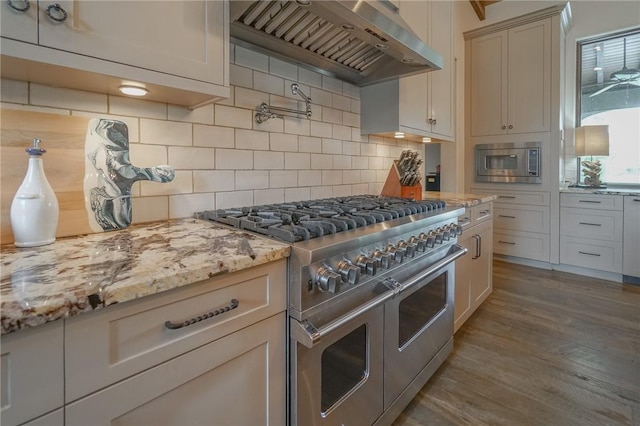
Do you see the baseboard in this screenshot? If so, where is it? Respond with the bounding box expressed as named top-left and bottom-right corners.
top-left (495, 254), bottom-right (623, 283)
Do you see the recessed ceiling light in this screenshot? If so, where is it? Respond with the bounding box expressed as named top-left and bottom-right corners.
top-left (119, 85), bottom-right (148, 97)
top-left (394, 132), bottom-right (405, 139)
top-left (422, 137), bottom-right (432, 143)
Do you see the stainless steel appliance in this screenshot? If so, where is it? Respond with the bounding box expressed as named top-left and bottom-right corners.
top-left (199, 196), bottom-right (465, 426)
top-left (229, 1), bottom-right (443, 87)
top-left (475, 142), bottom-right (542, 183)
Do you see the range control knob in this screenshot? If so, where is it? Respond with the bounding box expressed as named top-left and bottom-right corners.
top-left (451, 222), bottom-right (463, 236)
top-left (437, 227), bottom-right (450, 241)
top-left (419, 232), bottom-right (436, 249)
top-left (433, 229), bottom-right (444, 244)
top-left (337, 260), bottom-right (361, 285)
top-left (397, 239), bottom-right (416, 258)
top-left (355, 254), bottom-right (378, 276)
top-left (371, 249), bottom-right (393, 269)
top-left (385, 244), bottom-right (404, 264)
top-left (316, 267), bottom-right (342, 293)
top-left (409, 235), bottom-right (426, 252)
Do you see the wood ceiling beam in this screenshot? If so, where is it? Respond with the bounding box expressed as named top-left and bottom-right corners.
top-left (469, 0), bottom-right (501, 21)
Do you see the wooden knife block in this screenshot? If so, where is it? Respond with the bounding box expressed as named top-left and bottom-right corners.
top-left (380, 161), bottom-right (422, 200)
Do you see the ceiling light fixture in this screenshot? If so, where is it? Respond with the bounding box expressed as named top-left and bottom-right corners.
top-left (394, 132), bottom-right (405, 139)
top-left (422, 137), bottom-right (432, 143)
top-left (119, 85), bottom-right (148, 97)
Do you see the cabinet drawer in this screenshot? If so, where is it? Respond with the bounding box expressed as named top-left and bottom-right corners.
top-left (494, 205), bottom-right (549, 233)
top-left (471, 202), bottom-right (492, 225)
top-left (560, 236), bottom-right (622, 273)
top-left (560, 208), bottom-right (623, 241)
top-left (65, 259), bottom-right (286, 403)
top-left (560, 193), bottom-right (623, 210)
top-left (494, 230), bottom-right (549, 262)
top-left (474, 189), bottom-right (549, 206)
top-left (1, 321), bottom-right (64, 426)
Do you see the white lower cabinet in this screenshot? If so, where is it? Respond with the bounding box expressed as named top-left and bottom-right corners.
top-left (623, 195), bottom-right (640, 281)
top-left (455, 202), bottom-right (493, 332)
top-left (65, 312), bottom-right (286, 426)
top-left (22, 409), bottom-right (64, 426)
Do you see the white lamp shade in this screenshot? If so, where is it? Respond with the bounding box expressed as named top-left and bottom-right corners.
top-left (575, 125), bottom-right (609, 156)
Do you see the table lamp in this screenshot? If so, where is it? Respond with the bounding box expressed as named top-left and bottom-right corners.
top-left (575, 125), bottom-right (609, 188)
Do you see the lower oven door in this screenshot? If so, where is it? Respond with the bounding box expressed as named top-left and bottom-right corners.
top-left (384, 260), bottom-right (454, 408)
top-left (291, 305), bottom-right (384, 426)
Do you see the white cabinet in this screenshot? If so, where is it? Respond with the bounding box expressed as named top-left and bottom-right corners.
top-left (623, 195), bottom-right (640, 282)
top-left (0, 321), bottom-right (64, 426)
top-left (1, 0), bottom-right (230, 107)
top-left (468, 18), bottom-right (551, 137)
top-left (560, 193), bottom-right (623, 273)
top-left (360, 0), bottom-right (455, 141)
top-left (455, 202), bottom-right (493, 332)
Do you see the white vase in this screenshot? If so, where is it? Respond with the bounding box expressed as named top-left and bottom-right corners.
top-left (10, 139), bottom-right (59, 247)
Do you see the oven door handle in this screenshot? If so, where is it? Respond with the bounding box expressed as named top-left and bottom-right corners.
top-left (291, 244), bottom-right (468, 348)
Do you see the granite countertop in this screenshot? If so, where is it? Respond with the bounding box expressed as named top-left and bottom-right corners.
top-left (0, 218), bottom-right (290, 336)
top-left (560, 186), bottom-right (640, 196)
top-left (423, 191), bottom-right (497, 207)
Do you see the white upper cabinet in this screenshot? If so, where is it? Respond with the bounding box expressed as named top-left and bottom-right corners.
top-left (361, 0), bottom-right (455, 141)
top-left (469, 18), bottom-right (551, 137)
top-left (1, 0), bottom-right (230, 107)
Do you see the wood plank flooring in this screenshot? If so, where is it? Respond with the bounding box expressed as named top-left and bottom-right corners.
top-left (393, 260), bottom-right (640, 426)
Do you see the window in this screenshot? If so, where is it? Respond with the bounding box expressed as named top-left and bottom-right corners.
top-left (577, 29), bottom-right (640, 185)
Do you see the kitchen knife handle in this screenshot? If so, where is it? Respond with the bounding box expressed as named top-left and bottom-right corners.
top-left (165, 299), bottom-right (239, 330)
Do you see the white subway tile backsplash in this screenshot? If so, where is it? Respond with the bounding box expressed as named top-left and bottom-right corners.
top-left (168, 147), bottom-right (215, 169)
top-left (236, 170), bottom-right (270, 190)
top-left (254, 188), bottom-right (285, 205)
top-left (310, 87), bottom-right (332, 108)
top-left (350, 99), bottom-right (361, 114)
top-left (310, 186), bottom-right (333, 199)
top-left (129, 144), bottom-right (167, 167)
top-left (216, 191), bottom-right (254, 209)
top-left (332, 94), bottom-right (351, 111)
top-left (235, 46), bottom-right (269, 73)
top-left (343, 82), bottom-right (360, 100)
top-left (322, 139), bottom-right (342, 155)
top-left (194, 125), bottom-right (234, 148)
top-left (109, 95), bottom-right (166, 119)
top-left (369, 157), bottom-right (384, 170)
top-left (352, 156), bottom-right (369, 170)
top-left (299, 136), bottom-right (322, 153)
top-left (333, 155), bottom-right (351, 170)
top-left (254, 72), bottom-right (285, 96)
top-left (216, 149), bottom-right (254, 170)
top-left (253, 115), bottom-right (284, 133)
top-left (169, 193), bottom-right (214, 219)
top-left (361, 142), bottom-right (377, 156)
top-left (332, 185), bottom-right (352, 197)
top-left (298, 170), bottom-right (321, 187)
top-left (140, 119), bottom-right (192, 146)
top-left (333, 125), bottom-right (351, 141)
top-left (270, 170), bottom-right (298, 188)
top-left (376, 144), bottom-right (390, 157)
top-left (236, 129), bottom-right (269, 150)
top-left (30, 84), bottom-right (107, 113)
top-left (0, 103), bottom-right (69, 115)
top-left (310, 121), bottom-right (333, 138)
top-left (269, 94), bottom-right (299, 110)
top-left (369, 182), bottom-right (383, 194)
top-left (270, 133), bottom-right (298, 152)
top-left (298, 68), bottom-right (322, 88)
top-left (361, 170), bottom-right (376, 183)
top-left (285, 187), bottom-right (310, 202)
top-left (322, 107), bottom-right (342, 125)
top-left (1, 79), bottom-right (28, 103)
top-left (132, 196), bottom-right (168, 224)
top-left (215, 105), bottom-right (253, 129)
top-left (343, 112), bottom-right (360, 128)
top-left (229, 64), bottom-right (254, 89)
top-left (376, 169), bottom-right (389, 181)
top-left (322, 170), bottom-right (342, 186)
top-left (270, 58), bottom-right (298, 81)
top-left (343, 170), bottom-right (361, 184)
top-left (168, 104), bottom-right (214, 124)
top-left (342, 141), bottom-right (361, 156)
top-left (140, 170), bottom-right (192, 196)
top-left (254, 151), bottom-right (284, 170)
top-left (284, 118), bottom-right (310, 136)
top-left (310, 154), bottom-right (332, 169)
top-left (285, 152), bottom-right (311, 170)
top-left (322, 75), bottom-right (343, 94)
top-left (235, 87), bottom-right (269, 110)
top-left (194, 170), bottom-right (235, 192)
top-left (352, 128), bottom-right (368, 143)
top-left (351, 183), bottom-right (368, 194)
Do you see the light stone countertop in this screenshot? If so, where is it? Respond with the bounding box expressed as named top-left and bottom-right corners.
top-left (423, 191), bottom-right (497, 207)
top-left (560, 186), bottom-right (640, 196)
top-left (0, 218), bottom-right (290, 335)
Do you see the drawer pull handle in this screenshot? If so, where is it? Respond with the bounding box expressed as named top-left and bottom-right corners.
top-left (633, 199), bottom-right (640, 202)
top-left (165, 299), bottom-right (239, 330)
top-left (498, 240), bottom-right (515, 245)
top-left (499, 215), bottom-right (516, 219)
top-left (498, 195), bottom-right (516, 199)
top-left (579, 222), bottom-right (602, 226)
top-left (578, 200), bottom-right (601, 204)
top-left (578, 251), bottom-right (601, 257)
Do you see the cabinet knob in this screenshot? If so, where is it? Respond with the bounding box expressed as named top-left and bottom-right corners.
top-left (45, 3), bottom-right (67, 22)
top-left (432, 119), bottom-right (437, 125)
top-left (508, 124), bottom-right (513, 129)
top-left (8, 0), bottom-right (30, 12)
top-left (501, 125), bottom-right (506, 130)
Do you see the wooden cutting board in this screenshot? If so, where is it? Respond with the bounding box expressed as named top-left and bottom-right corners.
top-left (1, 109), bottom-right (96, 245)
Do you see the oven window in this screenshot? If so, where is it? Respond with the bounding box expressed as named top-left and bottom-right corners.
top-left (321, 324), bottom-right (367, 413)
top-left (486, 154), bottom-right (518, 170)
top-left (398, 272), bottom-right (447, 348)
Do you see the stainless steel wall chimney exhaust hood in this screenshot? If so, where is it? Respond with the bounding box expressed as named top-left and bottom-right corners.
top-left (229, 0), bottom-right (443, 87)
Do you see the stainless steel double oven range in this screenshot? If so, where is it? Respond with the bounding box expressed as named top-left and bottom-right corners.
top-left (201, 195), bottom-right (466, 426)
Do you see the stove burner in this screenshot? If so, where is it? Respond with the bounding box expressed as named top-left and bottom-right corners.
top-left (199, 195), bottom-right (446, 243)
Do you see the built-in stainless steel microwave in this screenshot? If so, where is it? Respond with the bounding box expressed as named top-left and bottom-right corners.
top-left (475, 142), bottom-right (542, 183)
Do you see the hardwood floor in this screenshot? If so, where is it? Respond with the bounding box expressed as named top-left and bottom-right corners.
top-left (393, 260), bottom-right (640, 426)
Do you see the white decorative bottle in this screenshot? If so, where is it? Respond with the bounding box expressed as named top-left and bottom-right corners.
top-left (10, 138), bottom-right (59, 247)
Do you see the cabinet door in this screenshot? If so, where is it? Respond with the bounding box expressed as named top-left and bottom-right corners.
top-left (454, 231), bottom-right (473, 332)
top-left (1, 0), bottom-right (38, 43)
top-left (428, 0), bottom-right (455, 139)
top-left (37, 0), bottom-right (227, 85)
top-left (471, 222), bottom-right (493, 305)
top-left (470, 30), bottom-right (508, 137)
top-left (507, 18), bottom-right (551, 134)
top-left (623, 196), bottom-right (640, 278)
top-left (65, 313), bottom-right (286, 426)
